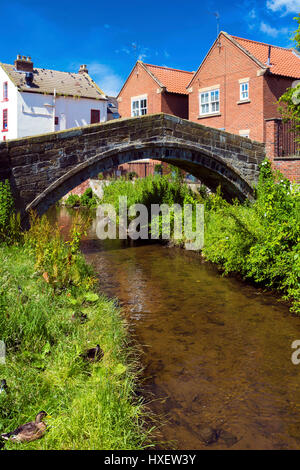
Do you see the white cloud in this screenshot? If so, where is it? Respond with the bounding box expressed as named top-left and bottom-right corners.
top-left (266, 0), bottom-right (300, 15)
top-left (260, 21), bottom-right (289, 37)
top-left (248, 8), bottom-right (257, 19)
top-left (87, 63), bottom-right (123, 97)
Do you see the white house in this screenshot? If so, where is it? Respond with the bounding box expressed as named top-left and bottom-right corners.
top-left (0, 55), bottom-right (109, 141)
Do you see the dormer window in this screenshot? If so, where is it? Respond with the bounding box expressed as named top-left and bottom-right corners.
top-left (3, 82), bottom-right (8, 101)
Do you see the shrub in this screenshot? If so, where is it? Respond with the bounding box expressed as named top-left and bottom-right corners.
top-left (65, 193), bottom-right (81, 208)
top-left (0, 180), bottom-right (21, 245)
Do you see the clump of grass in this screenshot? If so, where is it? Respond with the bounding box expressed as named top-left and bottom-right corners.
top-left (0, 213), bottom-right (153, 449)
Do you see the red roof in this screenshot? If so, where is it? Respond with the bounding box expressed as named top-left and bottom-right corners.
top-left (144, 63), bottom-right (194, 94)
top-left (232, 35), bottom-right (300, 79)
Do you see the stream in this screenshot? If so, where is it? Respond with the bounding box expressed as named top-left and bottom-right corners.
top-left (49, 206), bottom-right (300, 450)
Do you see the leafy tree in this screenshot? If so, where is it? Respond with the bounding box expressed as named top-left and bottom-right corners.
top-left (278, 14), bottom-right (300, 139)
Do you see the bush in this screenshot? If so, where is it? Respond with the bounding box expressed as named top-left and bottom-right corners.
top-left (203, 160), bottom-right (300, 313)
top-left (65, 188), bottom-right (99, 209)
top-left (65, 193), bottom-right (81, 208)
top-left (0, 179), bottom-right (21, 245)
top-left (24, 211), bottom-right (95, 292)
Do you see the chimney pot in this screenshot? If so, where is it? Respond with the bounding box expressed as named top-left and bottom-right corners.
top-left (78, 64), bottom-right (88, 74)
top-left (15, 54), bottom-right (34, 72)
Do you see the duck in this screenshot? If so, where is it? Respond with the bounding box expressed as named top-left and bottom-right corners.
top-left (80, 344), bottom-right (104, 362)
top-left (0, 379), bottom-right (8, 395)
top-left (1, 411), bottom-right (48, 443)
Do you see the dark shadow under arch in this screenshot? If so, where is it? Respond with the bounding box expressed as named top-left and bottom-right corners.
top-left (26, 140), bottom-right (255, 216)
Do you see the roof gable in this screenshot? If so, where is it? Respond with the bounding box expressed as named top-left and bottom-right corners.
top-left (188, 32), bottom-right (300, 88)
top-left (187, 31), bottom-right (266, 88)
top-left (118, 61), bottom-right (193, 97)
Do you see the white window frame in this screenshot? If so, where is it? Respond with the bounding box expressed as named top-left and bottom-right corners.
top-left (199, 88), bottom-right (220, 116)
top-left (239, 80), bottom-right (249, 101)
top-left (131, 95), bottom-right (147, 117)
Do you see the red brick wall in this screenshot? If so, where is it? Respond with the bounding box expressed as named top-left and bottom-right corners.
top-left (63, 179), bottom-right (90, 199)
top-left (118, 62), bottom-right (162, 118)
top-left (263, 75), bottom-right (293, 120)
top-left (273, 159), bottom-right (300, 182)
top-left (161, 92), bottom-right (189, 119)
top-left (265, 118), bottom-right (300, 182)
top-left (188, 34), bottom-right (265, 142)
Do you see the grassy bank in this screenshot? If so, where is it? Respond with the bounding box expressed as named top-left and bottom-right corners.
top-left (0, 208), bottom-right (151, 449)
top-left (100, 162), bottom-right (300, 314)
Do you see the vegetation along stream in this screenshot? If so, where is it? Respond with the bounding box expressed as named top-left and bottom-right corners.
top-left (49, 205), bottom-right (300, 450)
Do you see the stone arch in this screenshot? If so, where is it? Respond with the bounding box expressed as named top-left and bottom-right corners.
top-left (26, 140), bottom-right (255, 216)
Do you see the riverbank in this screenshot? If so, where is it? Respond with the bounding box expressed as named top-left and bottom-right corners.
top-left (0, 221), bottom-right (152, 449)
top-left (99, 162), bottom-right (300, 314)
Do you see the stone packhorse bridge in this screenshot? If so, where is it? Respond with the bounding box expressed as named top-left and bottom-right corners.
top-left (0, 113), bottom-right (265, 217)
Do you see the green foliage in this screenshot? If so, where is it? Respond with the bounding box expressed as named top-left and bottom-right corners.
top-left (101, 174), bottom-right (200, 243)
top-left (65, 193), bottom-right (81, 208)
top-left (154, 164), bottom-right (163, 175)
top-left (126, 171), bottom-right (138, 180)
top-left (0, 180), bottom-right (21, 244)
top-left (65, 188), bottom-right (99, 209)
top-left (278, 15), bottom-right (300, 139)
top-left (24, 211), bottom-right (95, 292)
top-left (203, 160), bottom-right (300, 314)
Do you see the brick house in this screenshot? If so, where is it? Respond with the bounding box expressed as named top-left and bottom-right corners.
top-left (117, 60), bottom-right (193, 119)
top-left (187, 31), bottom-right (300, 182)
top-left (117, 60), bottom-right (194, 177)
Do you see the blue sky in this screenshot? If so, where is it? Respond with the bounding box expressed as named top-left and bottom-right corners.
top-left (2, 0), bottom-right (299, 96)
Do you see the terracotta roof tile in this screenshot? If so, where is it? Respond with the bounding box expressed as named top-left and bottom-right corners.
top-left (0, 64), bottom-right (107, 100)
top-left (232, 35), bottom-right (300, 79)
top-left (144, 63), bottom-right (194, 94)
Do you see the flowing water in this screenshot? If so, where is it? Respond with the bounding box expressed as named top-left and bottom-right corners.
top-left (50, 206), bottom-right (300, 450)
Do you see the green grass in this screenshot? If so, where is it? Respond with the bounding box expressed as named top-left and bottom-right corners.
top-left (0, 244), bottom-right (152, 450)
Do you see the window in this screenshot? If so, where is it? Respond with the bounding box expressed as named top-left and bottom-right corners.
top-left (239, 129), bottom-right (250, 138)
top-left (3, 82), bottom-right (8, 101)
top-left (2, 109), bottom-right (8, 131)
top-left (90, 109), bottom-right (100, 124)
top-left (55, 116), bottom-right (59, 126)
top-left (131, 96), bottom-right (147, 117)
top-left (240, 82), bottom-right (249, 101)
top-left (200, 89), bottom-right (219, 115)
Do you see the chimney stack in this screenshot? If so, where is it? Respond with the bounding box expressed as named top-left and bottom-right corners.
top-left (14, 54), bottom-right (33, 72)
top-left (78, 64), bottom-right (88, 74)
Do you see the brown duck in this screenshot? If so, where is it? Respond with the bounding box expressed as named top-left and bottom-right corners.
top-left (1, 411), bottom-right (48, 443)
top-left (80, 344), bottom-right (104, 362)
